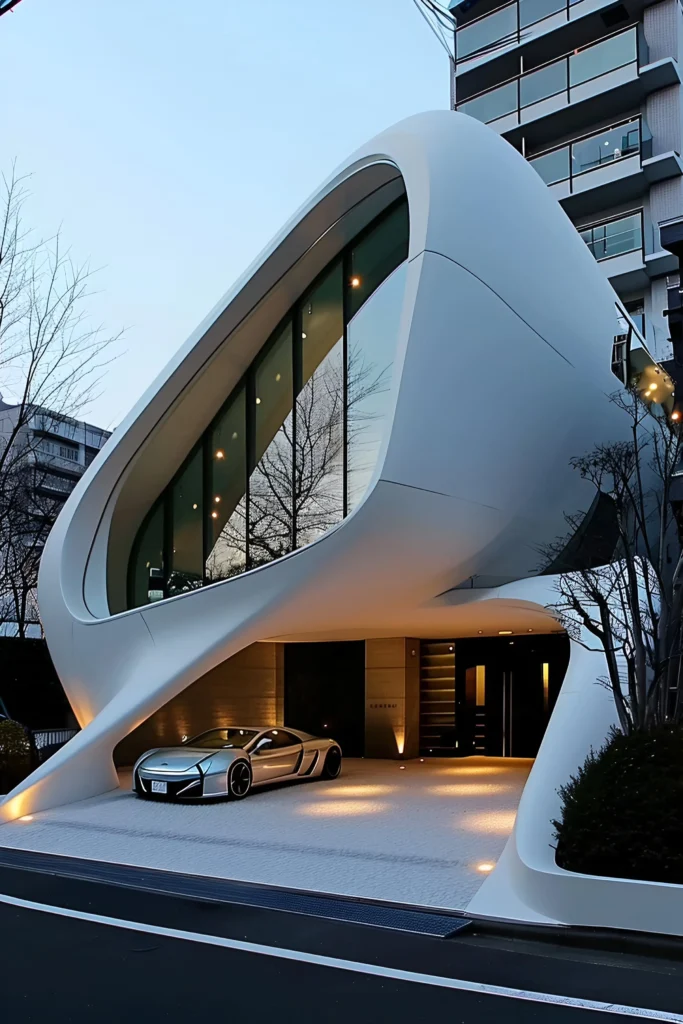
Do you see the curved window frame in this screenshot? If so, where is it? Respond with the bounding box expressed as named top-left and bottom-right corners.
top-left (127, 197), bottom-right (409, 609)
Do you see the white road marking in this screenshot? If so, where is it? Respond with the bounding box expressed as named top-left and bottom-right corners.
top-left (0, 889), bottom-right (680, 1020)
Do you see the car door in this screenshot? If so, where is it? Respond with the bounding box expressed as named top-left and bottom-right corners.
top-left (250, 730), bottom-right (302, 784)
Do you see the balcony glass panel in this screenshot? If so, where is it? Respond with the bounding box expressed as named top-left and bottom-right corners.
top-left (580, 212), bottom-right (642, 261)
top-left (529, 146), bottom-right (570, 184)
top-left (519, 0), bottom-right (565, 29)
top-left (458, 79), bottom-right (517, 124)
top-left (569, 28), bottom-right (637, 87)
top-left (571, 120), bottom-right (640, 175)
top-left (520, 60), bottom-right (567, 108)
top-left (456, 3), bottom-right (517, 60)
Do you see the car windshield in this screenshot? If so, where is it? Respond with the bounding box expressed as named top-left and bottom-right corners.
top-left (185, 728), bottom-right (259, 749)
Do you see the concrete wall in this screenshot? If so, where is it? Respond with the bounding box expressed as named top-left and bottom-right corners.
top-left (364, 638), bottom-right (419, 759)
top-left (114, 642), bottom-right (284, 766)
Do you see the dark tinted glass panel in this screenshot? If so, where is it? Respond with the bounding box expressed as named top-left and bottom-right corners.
top-left (569, 29), bottom-right (636, 87)
top-left (349, 202), bottom-right (409, 319)
top-left (347, 262), bottom-right (408, 513)
top-left (206, 387), bottom-right (247, 582)
top-left (529, 146), bottom-right (569, 184)
top-left (130, 501), bottom-right (165, 607)
top-left (520, 60), bottom-right (566, 107)
top-left (168, 447), bottom-right (204, 596)
top-left (249, 321), bottom-right (294, 567)
top-left (296, 262), bottom-right (344, 547)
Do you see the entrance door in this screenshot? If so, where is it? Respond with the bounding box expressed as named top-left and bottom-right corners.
top-left (455, 634), bottom-right (569, 757)
top-left (284, 641), bottom-right (366, 756)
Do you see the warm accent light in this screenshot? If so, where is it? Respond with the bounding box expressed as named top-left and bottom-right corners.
top-left (399, 765), bottom-right (406, 770)
top-left (672, 412), bottom-right (681, 421)
top-left (256, 397), bottom-right (261, 404)
top-left (275, 373), bottom-right (281, 382)
top-left (211, 511), bottom-right (218, 519)
top-left (215, 450), bottom-right (224, 459)
top-left (350, 276), bottom-right (361, 288)
top-left (297, 800), bottom-right (387, 817)
top-left (320, 784), bottom-right (396, 797)
top-left (498, 630), bottom-right (513, 635)
top-left (192, 503), bottom-right (198, 510)
top-left (214, 496), bottom-right (221, 503)
top-left (477, 862), bottom-right (495, 873)
top-left (429, 783), bottom-right (509, 797)
top-left (19, 815), bottom-right (33, 822)
top-left (462, 810), bottom-right (518, 834)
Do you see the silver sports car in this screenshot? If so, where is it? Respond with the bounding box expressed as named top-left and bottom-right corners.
top-left (133, 726), bottom-right (342, 801)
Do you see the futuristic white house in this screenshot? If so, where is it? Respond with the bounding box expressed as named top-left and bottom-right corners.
top-left (2, 110), bottom-right (679, 933)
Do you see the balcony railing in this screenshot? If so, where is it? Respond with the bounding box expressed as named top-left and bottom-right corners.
top-left (457, 26), bottom-right (639, 125)
top-left (456, 0), bottom-right (583, 63)
top-left (528, 116), bottom-right (649, 186)
top-left (579, 210), bottom-right (643, 262)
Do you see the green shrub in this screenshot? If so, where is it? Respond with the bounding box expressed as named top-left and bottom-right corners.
top-left (554, 725), bottom-right (683, 883)
top-left (0, 718), bottom-right (32, 793)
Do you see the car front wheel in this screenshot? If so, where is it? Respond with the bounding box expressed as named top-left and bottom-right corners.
top-left (227, 759), bottom-right (252, 800)
top-left (321, 746), bottom-right (342, 780)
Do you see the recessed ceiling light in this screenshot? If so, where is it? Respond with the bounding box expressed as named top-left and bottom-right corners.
top-left (211, 511), bottom-right (218, 519)
top-left (498, 630), bottom-right (513, 635)
top-left (214, 496), bottom-right (221, 503)
top-left (216, 450), bottom-right (224, 459)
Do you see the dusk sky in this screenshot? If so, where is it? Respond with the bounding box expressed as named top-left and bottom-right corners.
top-left (3, 0), bottom-right (447, 428)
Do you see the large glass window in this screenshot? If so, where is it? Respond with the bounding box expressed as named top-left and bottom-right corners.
top-left (206, 386), bottom-right (247, 582)
top-left (296, 262), bottom-right (344, 548)
top-left (130, 502), bottom-right (165, 607)
top-left (580, 212), bottom-right (642, 261)
top-left (127, 197), bottom-right (410, 608)
top-left (569, 28), bottom-right (637, 87)
top-left (248, 322), bottom-right (294, 568)
top-left (168, 447), bottom-right (204, 597)
top-left (347, 262), bottom-right (408, 513)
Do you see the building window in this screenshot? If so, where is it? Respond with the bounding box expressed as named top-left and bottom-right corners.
top-left (127, 197), bottom-right (409, 609)
top-left (624, 299), bottom-right (645, 336)
top-left (579, 212), bottom-right (642, 261)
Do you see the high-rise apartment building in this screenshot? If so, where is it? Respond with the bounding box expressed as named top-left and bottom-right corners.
top-left (450, 0), bottom-right (683, 363)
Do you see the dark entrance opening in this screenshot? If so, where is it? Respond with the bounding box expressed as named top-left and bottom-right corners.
top-left (420, 633), bottom-right (569, 758)
top-left (284, 641), bottom-right (366, 757)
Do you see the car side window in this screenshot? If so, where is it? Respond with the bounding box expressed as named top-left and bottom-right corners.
top-left (269, 730), bottom-right (300, 748)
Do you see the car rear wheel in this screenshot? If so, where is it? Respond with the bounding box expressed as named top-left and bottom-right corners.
top-left (227, 760), bottom-right (252, 800)
top-left (321, 746), bottom-right (342, 780)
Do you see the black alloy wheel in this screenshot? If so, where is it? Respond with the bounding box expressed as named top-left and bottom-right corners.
top-left (321, 746), bottom-right (342, 780)
top-left (227, 760), bottom-right (252, 799)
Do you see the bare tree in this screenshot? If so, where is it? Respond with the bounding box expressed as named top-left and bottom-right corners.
top-left (206, 341), bottom-right (390, 581)
top-left (0, 165), bottom-right (120, 635)
top-left (544, 387), bottom-right (683, 734)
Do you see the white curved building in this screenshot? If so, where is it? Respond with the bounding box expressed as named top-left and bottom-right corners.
top-left (2, 109), bottom-right (677, 933)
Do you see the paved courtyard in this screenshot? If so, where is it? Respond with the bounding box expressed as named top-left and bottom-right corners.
top-left (0, 756), bottom-right (531, 909)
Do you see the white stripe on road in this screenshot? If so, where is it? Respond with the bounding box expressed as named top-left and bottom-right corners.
top-left (0, 889), bottom-right (680, 1021)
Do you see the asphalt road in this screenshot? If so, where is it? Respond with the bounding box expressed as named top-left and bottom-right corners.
top-left (0, 900), bottom-right (657, 1024)
top-left (0, 849), bottom-right (681, 1023)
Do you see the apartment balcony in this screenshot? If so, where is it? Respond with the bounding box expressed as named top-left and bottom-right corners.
top-left (579, 209), bottom-right (678, 290)
top-left (527, 116), bottom-right (683, 217)
top-left (456, 25), bottom-right (681, 150)
top-left (452, 0), bottom-right (657, 86)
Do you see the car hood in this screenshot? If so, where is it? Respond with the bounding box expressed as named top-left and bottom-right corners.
top-left (139, 747), bottom-right (218, 772)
